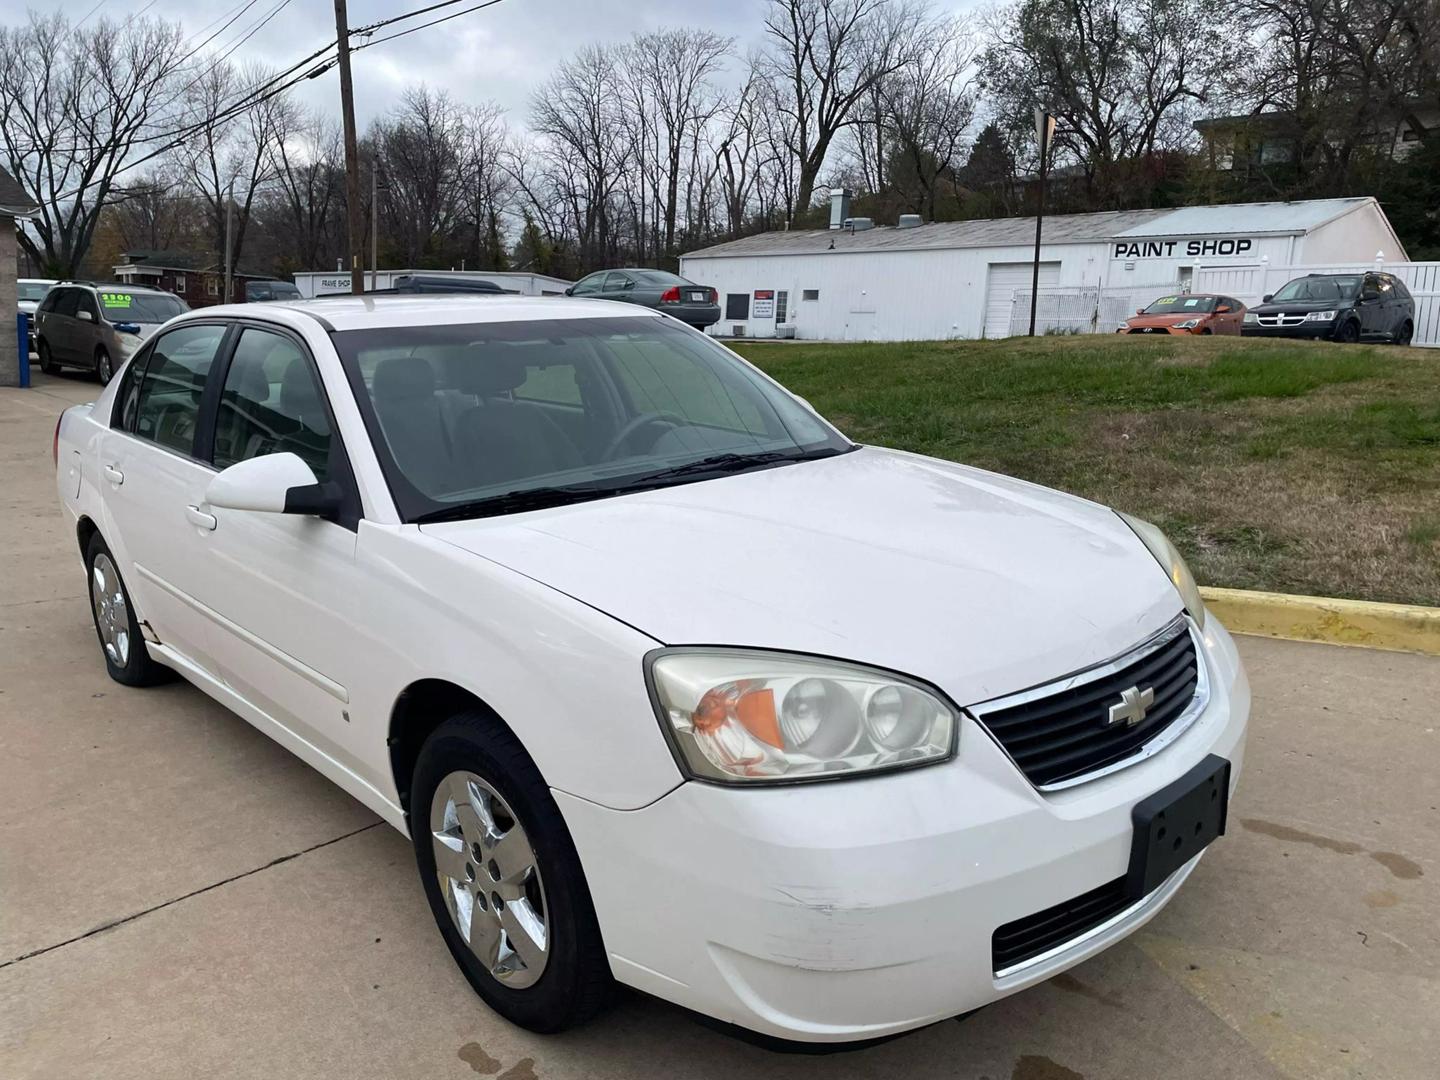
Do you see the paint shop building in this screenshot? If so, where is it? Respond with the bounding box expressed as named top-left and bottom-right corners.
top-left (678, 195), bottom-right (1406, 341)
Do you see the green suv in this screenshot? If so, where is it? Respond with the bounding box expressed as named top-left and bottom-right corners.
top-left (34, 282), bottom-right (189, 384)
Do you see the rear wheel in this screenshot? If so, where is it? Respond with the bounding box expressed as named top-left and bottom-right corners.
top-left (94, 347), bottom-right (114, 385)
top-left (1395, 320), bottom-right (1414, 346)
top-left (411, 710), bottom-right (611, 1033)
top-left (1335, 320), bottom-right (1360, 345)
top-left (37, 339), bottom-right (59, 374)
top-left (85, 534), bottom-right (171, 687)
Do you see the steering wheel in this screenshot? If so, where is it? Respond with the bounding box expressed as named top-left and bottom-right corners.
top-left (603, 412), bottom-right (685, 461)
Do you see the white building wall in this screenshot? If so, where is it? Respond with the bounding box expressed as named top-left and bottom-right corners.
top-left (1296, 201), bottom-right (1406, 264)
top-left (683, 242), bottom-right (1115, 341)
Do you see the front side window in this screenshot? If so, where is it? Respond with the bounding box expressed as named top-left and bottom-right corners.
top-left (334, 315), bottom-right (849, 521)
top-left (569, 273), bottom-right (605, 296)
top-left (212, 328), bottom-right (330, 480)
top-left (51, 288), bottom-right (80, 317)
top-left (132, 324), bottom-right (228, 456)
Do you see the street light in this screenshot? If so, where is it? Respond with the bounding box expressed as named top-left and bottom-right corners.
top-left (1028, 108), bottom-right (1056, 337)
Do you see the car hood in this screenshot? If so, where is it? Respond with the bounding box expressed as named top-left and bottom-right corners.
top-left (421, 447), bottom-right (1182, 704)
top-left (18, 300), bottom-right (40, 315)
top-left (1127, 313), bottom-right (1204, 327)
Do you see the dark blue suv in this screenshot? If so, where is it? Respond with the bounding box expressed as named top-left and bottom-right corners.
top-left (1242, 272), bottom-right (1414, 345)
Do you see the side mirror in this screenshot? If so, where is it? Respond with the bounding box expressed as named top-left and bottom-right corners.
top-left (1215, 304), bottom-right (1231, 314)
top-left (205, 452), bottom-right (341, 518)
top-left (1136, 308), bottom-right (1145, 315)
top-left (1262, 294), bottom-right (1273, 304)
top-left (564, 287), bottom-right (574, 296)
top-left (78, 310), bottom-right (94, 322)
top-left (1363, 289), bottom-right (1379, 301)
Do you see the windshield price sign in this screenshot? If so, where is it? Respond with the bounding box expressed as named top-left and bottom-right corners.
top-left (100, 292), bottom-right (134, 308)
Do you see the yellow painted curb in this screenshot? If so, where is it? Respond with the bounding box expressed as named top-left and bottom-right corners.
top-left (1199, 586), bottom-right (1440, 657)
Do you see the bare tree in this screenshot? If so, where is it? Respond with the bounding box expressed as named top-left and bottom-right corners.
top-left (0, 11), bottom-right (187, 276)
top-left (263, 107), bottom-right (345, 273)
top-left (371, 87), bottom-right (468, 266)
top-left (759, 0), bottom-right (930, 219)
top-left (460, 103), bottom-right (512, 269)
top-left (175, 61), bottom-right (293, 273)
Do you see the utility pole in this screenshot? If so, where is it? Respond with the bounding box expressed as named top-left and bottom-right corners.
top-left (333, 0), bottom-right (363, 295)
top-left (1028, 108), bottom-right (1055, 337)
top-left (370, 167), bottom-right (378, 291)
top-left (223, 180), bottom-right (234, 304)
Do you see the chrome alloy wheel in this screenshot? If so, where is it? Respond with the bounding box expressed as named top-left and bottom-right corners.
top-left (91, 553), bottom-right (130, 666)
top-left (430, 771), bottom-right (550, 988)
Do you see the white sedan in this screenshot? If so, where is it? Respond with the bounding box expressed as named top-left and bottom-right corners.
top-left (54, 296), bottom-right (1249, 1046)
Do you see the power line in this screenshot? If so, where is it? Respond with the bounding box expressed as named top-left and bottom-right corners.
top-left (352, 0), bottom-right (508, 52)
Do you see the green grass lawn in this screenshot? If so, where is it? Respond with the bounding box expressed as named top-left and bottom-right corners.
top-left (732, 335), bottom-right (1440, 607)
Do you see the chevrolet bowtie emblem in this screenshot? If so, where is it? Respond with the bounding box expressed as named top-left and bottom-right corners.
top-left (1107, 685), bottom-right (1154, 728)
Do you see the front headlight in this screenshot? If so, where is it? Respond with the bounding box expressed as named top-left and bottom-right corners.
top-left (1118, 513), bottom-right (1206, 629)
top-left (1303, 310), bottom-right (1337, 321)
top-left (1175, 318), bottom-right (1202, 329)
top-left (647, 650), bottom-right (957, 784)
top-left (1243, 313), bottom-right (1259, 324)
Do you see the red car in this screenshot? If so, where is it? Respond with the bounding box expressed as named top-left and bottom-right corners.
top-left (1118, 293), bottom-right (1246, 335)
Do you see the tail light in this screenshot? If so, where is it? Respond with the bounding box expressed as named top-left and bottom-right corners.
top-left (660, 286), bottom-right (681, 303)
top-left (710, 288), bottom-right (717, 304)
top-left (53, 412), bottom-right (63, 466)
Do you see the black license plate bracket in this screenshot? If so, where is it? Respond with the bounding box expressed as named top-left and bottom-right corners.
top-left (1126, 754), bottom-right (1230, 900)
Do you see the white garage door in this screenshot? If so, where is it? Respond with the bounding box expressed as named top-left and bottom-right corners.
top-left (984, 262), bottom-right (1060, 338)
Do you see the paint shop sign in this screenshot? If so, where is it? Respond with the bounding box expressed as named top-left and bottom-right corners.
top-left (1112, 237), bottom-right (1255, 259)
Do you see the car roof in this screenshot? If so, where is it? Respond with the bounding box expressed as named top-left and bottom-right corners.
top-left (171, 294), bottom-right (666, 333)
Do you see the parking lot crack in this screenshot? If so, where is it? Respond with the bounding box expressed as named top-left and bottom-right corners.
top-left (0, 821), bottom-right (382, 970)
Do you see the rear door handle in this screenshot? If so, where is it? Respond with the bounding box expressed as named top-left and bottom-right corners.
top-left (102, 463), bottom-right (124, 485)
top-left (185, 504), bottom-right (218, 531)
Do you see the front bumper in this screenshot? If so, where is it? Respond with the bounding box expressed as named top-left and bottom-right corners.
top-left (1241, 321), bottom-right (1338, 340)
top-left (1121, 325), bottom-right (1199, 335)
top-left (559, 617), bottom-right (1250, 1043)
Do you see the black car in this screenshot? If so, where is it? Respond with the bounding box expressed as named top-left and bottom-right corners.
top-left (567, 269), bottom-right (721, 329)
top-left (390, 273), bottom-right (508, 295)
top-left (1242, 271), bottom-right (1415, 345)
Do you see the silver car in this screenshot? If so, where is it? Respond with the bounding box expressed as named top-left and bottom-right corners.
top-left (17, 278), bottom-right (56, 352)
top-left (34, 282), bottom-right (188, 384)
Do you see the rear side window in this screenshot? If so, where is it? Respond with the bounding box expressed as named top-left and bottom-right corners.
top-left (132, 324), bottom-right (228, 457)
top-left (212, 328), bottom-right (331, 480)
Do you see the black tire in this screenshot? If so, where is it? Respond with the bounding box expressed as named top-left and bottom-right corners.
top-left (85, 533), bottom-right (172, 687)
top-left (37, 339), bottom-right (59, 374)
top-left (1395, 320), bottom-right (1414, 346)
top-left (1335, 320), bottom-right (1360, 345)
top-left (411, 710), bottom-right (611, 1033)
top-left (1200, 328), bottom-right (1212, 335)
top-left (95, 347), bottom-right (114, 385)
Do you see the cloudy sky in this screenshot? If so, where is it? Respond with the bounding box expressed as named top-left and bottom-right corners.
top-left (8, 0), bottom-right (977, 129)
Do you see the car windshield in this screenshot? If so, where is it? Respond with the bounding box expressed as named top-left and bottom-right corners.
top-left (98, 289), bottom-right (188, 323)
top-left (250, 282), bottom-right (301, 300)
top-left (17, 282), bottom-right (51, 301)
top-left (631, 270), bottom-right (689, 285)
top-left (1272, 276), bottom-right (1361, 303)
top-left (334, 315), bottom-right (851, 521)
top-left (1143, 295), bottom-right (1216, 314)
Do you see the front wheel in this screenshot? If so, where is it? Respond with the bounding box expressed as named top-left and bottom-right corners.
top-left (95, 348), bottom-right (114, 385)
top-left (411, 711), bottom-right (611, 1033)
top-left (1335, 320), bottom-right (1361, 345)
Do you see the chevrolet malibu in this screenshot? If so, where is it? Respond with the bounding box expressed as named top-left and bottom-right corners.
top-left (54, 296), bottom-right (1249, 1046)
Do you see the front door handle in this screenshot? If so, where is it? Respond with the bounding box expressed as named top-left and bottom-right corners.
top-left (102, 463), bottom-right (124, 485)
top-left (185, 504), bottom-right (218, 531)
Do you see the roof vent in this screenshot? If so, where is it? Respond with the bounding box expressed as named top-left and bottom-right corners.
top-left (897, 214), bottom-right (923, 229)
top-left (845, 217), bottom-right (875, 232)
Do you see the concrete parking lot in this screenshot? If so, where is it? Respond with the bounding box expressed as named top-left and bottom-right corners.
top-left (2, 372), bottom-right (1437, 1080)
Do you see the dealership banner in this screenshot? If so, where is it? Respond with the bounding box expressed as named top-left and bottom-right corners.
top-left (1112, 238), bottom-right (1255, 259)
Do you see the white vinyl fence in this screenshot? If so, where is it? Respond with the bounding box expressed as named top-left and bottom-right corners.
top-left (1008, 282), bottom-right (1184, 337)
top-left (1006, 260), bottom-right (1440, 346)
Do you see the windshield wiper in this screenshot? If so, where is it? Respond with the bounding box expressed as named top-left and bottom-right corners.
top-left (626, 446), bottom-right (847, 485)
top-left (414, 483), bottom-right (624, 523)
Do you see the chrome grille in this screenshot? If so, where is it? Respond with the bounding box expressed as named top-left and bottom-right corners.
top-left (969, 618), bottom-right (1207, 790)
